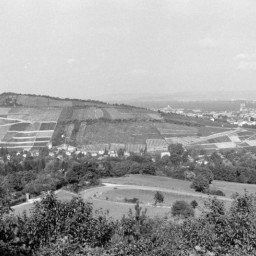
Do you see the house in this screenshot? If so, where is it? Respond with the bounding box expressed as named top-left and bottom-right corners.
top-left (30, 150), bottom-right (39, 157)
top-left (67, 145), bottom-right (76, 152)
top-left (57, 144), bottom-right (68, 151)
top-left (124, 151), bottom-right (131, 158)
top-left (47, 142), bottom-right (53, 149)
top-left (161, 152), bottom-right (170, 158)
top-left (109, 151), bottom-right (118, 157)
top-left (98, 150), bottom-right (105, 155)
top-left (49, 152), bottom-right (55, 157)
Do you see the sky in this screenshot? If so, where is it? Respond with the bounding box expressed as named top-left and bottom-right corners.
top-left (0, 0), bottom-right (256, 100)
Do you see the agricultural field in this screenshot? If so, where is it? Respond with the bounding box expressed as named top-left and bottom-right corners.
top-left (147, 113), bottom-right (163, 120)
top-left (165, 136), bottom-right (199, 146)
top-left (75, 121), bottom-right (161, 145)
top-left (39, 122), bottom-right (56, 130)
top-left (0, 126), bottom-right (12, 140)
top-left (0, 114), bottom-right (56, 150)
top-left (0, 107), bottom-right (11, 117)
top-left (75, 122), bottom-right (86, 143)
top-left (125, 143), bottom-right (146, 153)
top-left (103, 108), bottom-right (125, 120)
top-left (64, 123), bottom-right (74, 138)
top-left (58, 107), bottom-right (73, 122)
top-left (109, 143), bottom-right (125, 151)
top-left (185, 128), bottom-right (256, 151)
top-left (155, 123), bottom-right (198, 137)
top-left (146, 139), bottom-right (169, 152)
top-left (7, 107), bottom-right (62, 122)
top-left (206, 135), bottom-right (232, 143)
top-left (197, 126), bottom-right (235, 136)
top-left (71, 107), bottom-right (103, 120)
top-left (0, 118), bottom-right (19, 125)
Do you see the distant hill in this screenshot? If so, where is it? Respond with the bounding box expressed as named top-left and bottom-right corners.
top-left (0, 92), bottom-right (255, 153)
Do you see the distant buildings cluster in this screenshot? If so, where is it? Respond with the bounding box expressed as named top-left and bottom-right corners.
top-left (159, 103), bottom-right (256, 127)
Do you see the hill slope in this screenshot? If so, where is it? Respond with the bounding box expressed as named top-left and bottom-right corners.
top-left (0, 93), bottom-right (255, 152)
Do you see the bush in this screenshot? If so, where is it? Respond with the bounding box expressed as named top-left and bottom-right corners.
top-left (191, 175), bottom-right (209, 192)
top-left (171, 200), bottom-right (195, 218)
top-left (124, 197), bottom-right (139, 204)
top-left (154, 191), bottom-right (164, 205)
top-left (208, 189), bottom-right (225, 197)
top-left (190, 200), bottom-right (198, 209)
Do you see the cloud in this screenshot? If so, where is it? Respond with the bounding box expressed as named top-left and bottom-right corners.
top-left (233, 53), bottom-right (256, 61)
top-left (128, 69), bottom-right (148, 76)
top-left (198, 38), bottom-right (217, 48)
top-left (237, 61), bottom-right (256, 70)
top-left (234, 53), bottom-right (256, 70)
top-left (67, 58), bottom-right (76, 64)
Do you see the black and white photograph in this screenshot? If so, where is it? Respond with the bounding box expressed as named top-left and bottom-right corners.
top-left (1, 1), bottom-right (256, 255)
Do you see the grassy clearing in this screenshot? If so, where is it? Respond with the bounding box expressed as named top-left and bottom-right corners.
top-left (102, 175), bottom-right (195, 193)
top-left (100, 188), bottom-right (204, 207)
top-left (102, 174), bottom-right (256, 200)
top-left (90, 198), bottom-right (173, 219)
top-left (212, 180), bottom-right (256, 198)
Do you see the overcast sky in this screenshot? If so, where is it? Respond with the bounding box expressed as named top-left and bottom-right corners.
top-left (0, 0), bottom-right (256, 100)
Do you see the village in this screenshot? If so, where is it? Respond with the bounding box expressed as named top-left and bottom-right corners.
top-left (159, 102), bottom-right (256, 127)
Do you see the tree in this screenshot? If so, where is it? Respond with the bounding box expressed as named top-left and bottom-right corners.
top-left (191, 174), bottom-right (209, 192)
top-left (171, 200), bottom-right (195, 218)
top-left (168, 143), bottom-right (184, 155)
top-left (117, 148), bottom-right (125, 157)
top-left (190, 200), bottom-right (198, 209)
top-left (195, 166), bottom-right (214, 184)
top-left (154, 191), bottom-right (164, 205)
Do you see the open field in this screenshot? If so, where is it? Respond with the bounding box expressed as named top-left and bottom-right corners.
top-left (12, 175), bottom-right (256, 220)
top-left (101, 174), bottom-right (255, 200)
top-left (98, 188), bottom-right (203, 207)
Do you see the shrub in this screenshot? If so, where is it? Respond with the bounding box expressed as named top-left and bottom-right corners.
top-left (191, 174), bottom-right (209, 192)
top-left (208, 189), bottom-right (225, 197)
top-left (124, 197), bottom-right (139, 204)
top-left (171, 200), bottom-right (195, 218)
top-left (190, 200), bottom-right (198, 209)
top-left (154, 191), bottom-right (164, 205)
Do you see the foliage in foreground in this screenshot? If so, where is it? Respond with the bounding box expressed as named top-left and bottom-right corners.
top-left (1, 192), bottom-right (256, 255)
